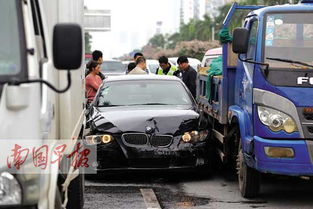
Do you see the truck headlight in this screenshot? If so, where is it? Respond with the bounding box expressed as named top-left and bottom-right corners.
top-left (85, 134), bottom-right (114, 145)
top-left (181, 130), bottom-right (208, 143)
top-left (0, 172), bottom-right (22, 205)
top-left (257, 106), bottom-right (298, 133)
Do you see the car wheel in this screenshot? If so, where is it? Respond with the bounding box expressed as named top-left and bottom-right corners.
top-left (237, 141), bottom-right (260, 198)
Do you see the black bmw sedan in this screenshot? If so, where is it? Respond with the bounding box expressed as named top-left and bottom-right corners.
top-left (85, 75), bottom-right (211, 171)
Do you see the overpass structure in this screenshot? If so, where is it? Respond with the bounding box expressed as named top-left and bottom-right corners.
top-left (84, 9), bottom-right (111, 32)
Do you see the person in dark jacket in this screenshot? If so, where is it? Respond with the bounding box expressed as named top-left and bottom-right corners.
top-left (177, 56), bottom-right (197, 99)
top-left (126, 62), bottom-right (136, 74)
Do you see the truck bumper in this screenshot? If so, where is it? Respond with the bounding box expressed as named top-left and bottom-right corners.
top-left (253, 136), bottom-right (313, 176)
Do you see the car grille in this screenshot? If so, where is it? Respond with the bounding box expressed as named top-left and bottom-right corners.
top-left (308, 126), bottom-right (313, 134)
top-left (122, 133), bottom-right (148, 145)
top-left (150, 135), bottom-right (173, 147)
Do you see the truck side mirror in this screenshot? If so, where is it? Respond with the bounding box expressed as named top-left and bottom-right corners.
top-left (53, 23), bottom-right (82, 70)
top-left (232, 28), bottom-right (249, 54)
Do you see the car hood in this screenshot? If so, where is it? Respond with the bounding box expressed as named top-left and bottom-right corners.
top-left (90, 106), bottom-right (200, 135)
top-left (103, 72), bottom-right (125, 76)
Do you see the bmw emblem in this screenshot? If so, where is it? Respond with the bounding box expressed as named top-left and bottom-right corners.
top-left (145, 126), bottom-right (154, 134)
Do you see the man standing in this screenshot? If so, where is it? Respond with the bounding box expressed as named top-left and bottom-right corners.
top-left (86, 50), bottom-right (105, 80)
top-left (92, 50), bottom-right (103, 64)
top-left (126, 62), bottom-right (136, 74)
top-left (128, 57), bottom-right (148, 74)
top-left (156, 56), bottom-right (177, 76)
top-left (133, 52), bottom-right (144, 62)
top-left (177, 56), bottom-right (197, 99)
top-left (133, 52), bottom-right (149, 74)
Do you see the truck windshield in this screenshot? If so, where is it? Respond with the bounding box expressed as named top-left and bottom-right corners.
top-left (264, 13), bottom-right (313, 69)
top-left (0, 1), bottom-right (22, 76)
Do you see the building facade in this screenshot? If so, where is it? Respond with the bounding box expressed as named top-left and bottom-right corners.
top-left (180, 0), bottom-right (206, 25)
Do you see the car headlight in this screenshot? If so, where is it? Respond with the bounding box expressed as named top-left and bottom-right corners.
top-left (181, 130), bottom-right (208, 143)
top-left (85, 134), bottom-right (114, 145)
top-left (0, 172), bottom-right (22, 205)
top-left (257, 106), bottom-right (298, 133)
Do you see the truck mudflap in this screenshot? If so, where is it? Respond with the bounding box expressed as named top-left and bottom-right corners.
top-left (253, 136), bottom-right (313, 176)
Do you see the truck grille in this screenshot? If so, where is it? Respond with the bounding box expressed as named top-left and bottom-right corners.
top-left (122, 133), bottom-right (148, 145)
top-left (150, 135), bottom-right (173, 147)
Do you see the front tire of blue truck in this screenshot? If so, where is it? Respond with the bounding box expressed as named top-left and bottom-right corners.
top-left (237, 142), bottom-right (260, 198)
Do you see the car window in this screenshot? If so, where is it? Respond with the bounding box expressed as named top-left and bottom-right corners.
top-left (101, 61), bottom-right (124, 73)
top-left (97, 80), bottom-right (192, 107)
top-left (204, 57), bottom-right (214, 67)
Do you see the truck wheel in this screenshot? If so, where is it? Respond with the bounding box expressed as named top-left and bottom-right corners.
top-left (237, 142), bottom-right (260, 198)
top-left (66, 173), bottom-right (85, 209)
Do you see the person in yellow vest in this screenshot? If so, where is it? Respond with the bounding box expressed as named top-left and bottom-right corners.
top-left (156, 56), bottom-right (177, 76)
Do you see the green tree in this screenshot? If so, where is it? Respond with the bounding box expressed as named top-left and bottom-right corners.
top-left (148, 34), bottom-right (165, 48)
top-left (167, 32), bottom-right (180, 49)
top-left (85, 32), bottom-right (92, 54)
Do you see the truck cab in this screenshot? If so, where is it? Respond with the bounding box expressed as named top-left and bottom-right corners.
top-left (233, 0), bottom-right (313, 195)
top-left (199, 1), bottom-right (313, 198)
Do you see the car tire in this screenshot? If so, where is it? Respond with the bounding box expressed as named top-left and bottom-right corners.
top-left (237, 141), bottom-right (260, 198)
top-left (66, 173), bottom-right (85, 209)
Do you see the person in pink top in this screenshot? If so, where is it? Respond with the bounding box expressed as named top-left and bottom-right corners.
top-left (85, 61), bottom-right (102, 103)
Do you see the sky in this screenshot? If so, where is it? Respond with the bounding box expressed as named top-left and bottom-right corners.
top-left (85, 0), bottom-right (180, 59)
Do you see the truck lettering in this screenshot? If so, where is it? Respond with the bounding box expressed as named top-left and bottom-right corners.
top-left (297, 77), bottom-right (313, 85)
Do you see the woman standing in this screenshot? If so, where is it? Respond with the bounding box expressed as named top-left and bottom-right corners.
top-left (85, 61), bottom-right (102, 104)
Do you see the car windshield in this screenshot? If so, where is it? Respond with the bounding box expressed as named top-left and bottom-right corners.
top-left (264, 13), bottom-right (313, 69)
top-left (97, 80), bottom-right (192, 107)
top-left (101, 61), bottom-right (125, 73)
top-left (0, 1), bottom-right (21, 76)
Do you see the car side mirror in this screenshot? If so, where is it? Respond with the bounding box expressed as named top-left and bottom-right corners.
top-left (232, 27), bottom-right (249, 54)
top-left (53, 23), bottom-right (82, 70)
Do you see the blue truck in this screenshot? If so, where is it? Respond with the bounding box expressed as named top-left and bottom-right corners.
top-left (198, 0), bottom-right (313, 198)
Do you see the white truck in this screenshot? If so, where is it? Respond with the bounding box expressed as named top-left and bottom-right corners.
top-left (0, 0), bottom-right (85, 208)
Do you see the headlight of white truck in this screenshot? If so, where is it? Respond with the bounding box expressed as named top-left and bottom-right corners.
top-left (257, 106), bottom-right (298, 133)
top-left (0, 172), bottom-right (22, 205)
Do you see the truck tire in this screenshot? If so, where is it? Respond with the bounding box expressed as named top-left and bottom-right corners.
top-left (66, 173), bottom-right (85, 209)
top-left (237, 142), bottom-right (260, 198)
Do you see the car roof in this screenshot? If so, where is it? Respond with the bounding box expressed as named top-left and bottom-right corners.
top-left (146, 59), bottom-right (159, 64)
top-left (205, 47), bottom-right (222, 56)
top-left (103, 59), bottom-right (123, 62)
top-left (104, 74), bottom-right (181, 82)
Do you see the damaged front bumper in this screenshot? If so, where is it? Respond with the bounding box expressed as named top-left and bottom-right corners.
top-left (87, 135), bottom-right (209, 171)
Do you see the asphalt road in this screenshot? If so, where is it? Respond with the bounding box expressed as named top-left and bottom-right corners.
top-left (84, 170), bottom-right (313, 209)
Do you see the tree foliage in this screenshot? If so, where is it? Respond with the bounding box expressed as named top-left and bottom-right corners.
top-left (141, 0), bottom-right (301, 59)
top-left (148, 34), bottom-right (165, 48)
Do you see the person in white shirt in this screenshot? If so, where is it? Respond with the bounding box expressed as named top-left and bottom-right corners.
top-left (128, 56), bottom-right (148, 75)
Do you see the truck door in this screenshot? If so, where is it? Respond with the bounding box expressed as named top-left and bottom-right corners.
top-left (237, 18), bottom-right (259, 122)
top-left (29, 0), bottom-right (58, 139)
